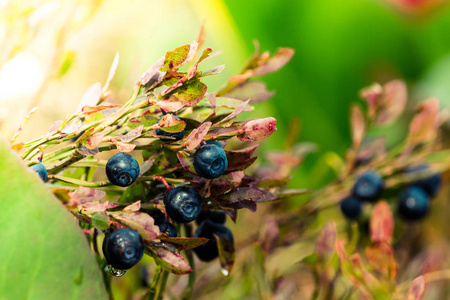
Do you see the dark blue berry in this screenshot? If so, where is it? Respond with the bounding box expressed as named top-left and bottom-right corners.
top-left (155, 115), bottom-right (185, 141)
top-left (193, 143), bottom-right (228, 179)
top-left (195, 210), bottom-right (226, 225)
top-left (398, 186), bottom-right (430, 221)
top-left (148, 209), bottom-right (165, 226)
top-left (163, 186), bottom-right (202, 223)
top-left (159, 222), bottom-right (177, 237)
top-left (102, 228), bottom-right (144, 270)
top-left (30, 162), bottom-right (47, 182)
top-left (405, 164), bottom-right (441, 197)
top-left (340, 196), bottom-right (362, 219)
top-left (105, 152), bottom-right (140, 187)
top-left (193, 220), bottom-right (234, 262)
top-left (353, 171), bottom-right (383, 202)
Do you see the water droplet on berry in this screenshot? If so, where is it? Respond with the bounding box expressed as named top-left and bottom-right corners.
top-left (221, 268), bottom-right (229, 277)
top-left (108, 265), bottom-right (126, 277)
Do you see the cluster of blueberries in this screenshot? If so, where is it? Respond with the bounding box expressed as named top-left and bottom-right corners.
top-left (340, 164), bottom-right (442, 222)
top-left (98, 117), bottom-right (235, 272)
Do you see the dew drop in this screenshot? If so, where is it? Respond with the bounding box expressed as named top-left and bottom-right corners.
top-left (108, 265), bottom-right (126, 277)
top-left (207, 201), bottom-right (212, 205)
top-left (221, 268), bottom-right (229, 277)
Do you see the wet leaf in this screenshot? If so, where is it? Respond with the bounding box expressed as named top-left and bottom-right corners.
top-left (316, 222), bottom-right (336, 260)
top-left (185, 122), bottom-right (211, 151)
top-left (0, 138), bottom-right (108, 299)
top-left (237, 117), bottom-right (277, 142)
top-left (223, 80), bottom-right (275, 103)
top-left (148, 243), bottom-right (192, 274)
top-left (253, 48), bottom-right (295, 76)
top-left (350, 105), bottom-right (366, 150)
top-left (226, 145), bottom-right (258, 171)
top-left (370, 201), bottom-right (394, 243)
top-left (111, 212), bottom-right (160, 242)
top-left (158, 237), bottom-right (209, 250)
top-left (81, 104), bottom-right (121, 116)
top-left (407, 98), bottom-right (439, 145)
top-left (365, 242), bottom-right (397, 282)
top-left (215, 232), bottom-right (235, 276)
top-left (375, 80), bottom-right (407, 126)
top-left (407, 276), bottom-right (425, 300)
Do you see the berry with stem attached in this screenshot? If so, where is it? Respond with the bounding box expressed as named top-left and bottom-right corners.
top-left (193, 143), bottom-right (228, 179)
top-left (102, 228), bottom-right (144, 270)
top-left (105, 152), bottom-right (140, 187)
top-left (163, 186), bottom-right (202, 223)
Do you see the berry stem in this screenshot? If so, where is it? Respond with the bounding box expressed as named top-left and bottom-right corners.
top-left (155, 270), bottom-right (169, 300)
top-left (182, 224), bottom-right (195, 300)
top-left (93, 229), bottom-right (99, 255)
top-left (155, 176), bottom-right (171, 191)
top-left (48, 174), bottom-right (111, 187)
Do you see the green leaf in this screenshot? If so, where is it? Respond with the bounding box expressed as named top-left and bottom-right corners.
top-left (91, 211), bottom-right (110, 231)
top-left (128, 113), bottom-right (158, 129)
top-left (176, 80), bottom-right (207, 106)
top-left (148, 243), bottom-right (192, 274)
top-left (159, 237), bottom-right (209, 250)
top-left (160, 44), bottom-right (191, 72)
top-left (0, 138), bottom-right (108, 299)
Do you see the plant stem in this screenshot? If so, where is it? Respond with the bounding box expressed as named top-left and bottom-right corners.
top-left (48, 174), bottom-right (111, 187)
top-left (155, 270), bottom-right (169, 300)
top-left (147, 266), bottom-right (162, 300)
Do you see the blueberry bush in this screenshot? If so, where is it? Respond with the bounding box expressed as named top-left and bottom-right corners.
top-left (3, 27), bottom-right (450, 300)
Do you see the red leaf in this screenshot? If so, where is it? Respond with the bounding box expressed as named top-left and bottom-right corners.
top-left (81, 104), bottom-right (121, 116)
top-left (370, 201), bottom-right (394, 243)
top-left (316, 222), bottom-right (337, 260)
top-left (123, 200), bottom-right (141, 212)
top-left (110, 137), bottom-right (135, 152)
top-left (365, 242), bottom-right (398, 281)
top-left (185, 122), bottom-right (211, 151)
top-left (215, 99), bottom-right (251, 125)
top-left (149, 243), bottom-right (192, 274)
top-left (376, 80), bottom-right (407, 126)
top-left (111, 212), bottom-right (160, 241)
top-left (407, 98), bottom-right (439, 145)
top-left (68, 187), bottom-right (106, 206)
top-left (253, 48), bottom-right (295, 76)
top-left (85, 132), bottom-right (104, 150)
top-left (359, 82), bottom-right (383, 120)
top-left (350, 105), bottom-right (366, 150)
top-left (407, 276), bottom-right (425, 300)
top-left (237, 117), bottom-right (277, 142)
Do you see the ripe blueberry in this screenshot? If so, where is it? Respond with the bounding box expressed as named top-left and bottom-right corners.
top-left (155, 115), bottom-right (185, 141)
top-left (163, 186), bottom-right (202, 223)
top-left (30, 162), bottom-right (47, 182)
top-left (195, 210), bottom-right (226, 225)
top-left (340, 196), bottom-right (362, 219)
top-left (148, 209), bottom-right (166, 226)
top-left (398, 186), bottom-right (430, 221)
top-left (105, 152), bottom-right (140, 187)
top-left (353, 171), bottom-right (383, 202)
top-left (193, 143), bottom-right (228, 179)
top-left (102, 228), bottom-right (144, 270)
top-left (193, 220), bottom-right (234, 262)
top-left (159, 222), bottom-right (177, 237)
top-left (405, 164), bottom-right (441, 197)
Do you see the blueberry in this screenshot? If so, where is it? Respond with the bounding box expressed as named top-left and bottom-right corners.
top-left (30, 162), bottom-right (47, 182)
top-left (159, 222), bottom-right (177, 237)
top-left (155, 115), bottom-right (185, 141)
top-left (353, 171), bottom-right (383, 202)
top-left (398, 186), bottom-right (430, 221)
top-left (105, 152), bottom-right (140, 187)
top-left (193, 143), bottom-right (228, 179)
top-left (193, 220), bottom-right (234, 262)
top-left (163, 186), bottom-right (202, 223)
top-left (340, 196), bottom-right (362, 219)
top-left (195, 210), bottom-right (226, 225)
top-left (148, 209), bottom-right (166, 226)
top-left (102, 228), bottom-right (144, 270)
top-left (405, 164), bottom-right (441, 197)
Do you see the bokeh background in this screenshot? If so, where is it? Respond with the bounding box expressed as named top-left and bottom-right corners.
top-left (2, 0), bottom-right (450, 298)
